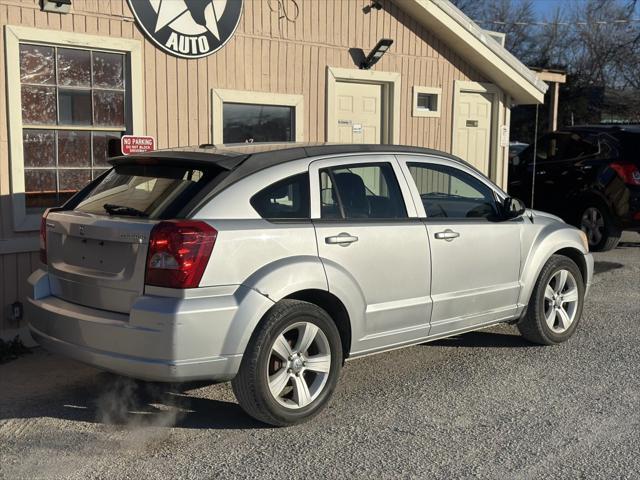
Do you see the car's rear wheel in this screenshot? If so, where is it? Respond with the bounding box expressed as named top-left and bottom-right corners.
top-left (518, 254), bottom-right (585, 345)
top-left (231, 299), bottom-right (342, 426)
top-left (579, 205), bottom-right (620, 251)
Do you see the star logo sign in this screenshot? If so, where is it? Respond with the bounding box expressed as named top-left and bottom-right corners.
top-left (127, 0), bottom-right (244, 59)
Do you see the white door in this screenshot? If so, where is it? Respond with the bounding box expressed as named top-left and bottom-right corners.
top-left (310, 156), bottom-right (431, 355)
top-left (453, 91), bottom-right (493, 173)
top-left (402, 158), bottom-right (522, 336)
top-left (335, 82), bottom-right (382, 144)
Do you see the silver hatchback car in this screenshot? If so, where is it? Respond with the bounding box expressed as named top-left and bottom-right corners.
top-left (27, 143), bottom-right (593, 426)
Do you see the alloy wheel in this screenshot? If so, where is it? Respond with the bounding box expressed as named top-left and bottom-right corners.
top-left (580, 207), bottom-right (605, 247)
top-left (267, 322), bottom-right (332, 409)
top-left (543, 269), bottom-right (579, 334)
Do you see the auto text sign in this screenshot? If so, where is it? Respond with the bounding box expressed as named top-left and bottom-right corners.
top-left (127, 0), bottom-right (244, 59)
top-left (121, 135), bottom-right (156, 155)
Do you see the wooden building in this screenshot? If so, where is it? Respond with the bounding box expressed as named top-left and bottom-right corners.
top-left (0, 0), bottom-right (546, 340)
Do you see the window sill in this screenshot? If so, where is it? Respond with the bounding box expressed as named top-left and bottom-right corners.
top-left (0, 237), bottom-right (39, 254)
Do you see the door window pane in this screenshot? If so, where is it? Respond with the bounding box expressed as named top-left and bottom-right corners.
top-left (23, 130), bottom-right (56, 167)
top-left (561, 133), bottom-right (599, 159)
top-left (57, 48), bottom-right (91, 87)
top-left (25, 169), bottom-right (57, 211)
top-left (408, 163), bottom-right (498, 219)
top-left (320, 163), bottom-right (407, 219)
top-left (59, 169), bottom-right (91, 192)
top-left (58, 131), bottom-right (91, 167)
top-left (250, 173), bottom-right (310, 219)
top-left (21, 85), bottom-right (56, 124)
top-left (223, 103), bottom-right (294, 143)
top-left (93, 52), bottom-right (125, 88)
top-left (93, 90), bottom-right (125, 127)
top-left (58, 89), bottom-right (92, 125)
top-left (93, 131), bottom-right (121, 167)
top-left (19, 45), bottom-right (55, 85)
top-left (92, 168), bottom-right (110, 180)
top-left (319, 171), bottom-right (340, 219)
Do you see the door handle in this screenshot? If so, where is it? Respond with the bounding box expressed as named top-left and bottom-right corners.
top-left (325, 232), bottom-right (359, 246)
top-left (434, 229), bottom-right (460, 242)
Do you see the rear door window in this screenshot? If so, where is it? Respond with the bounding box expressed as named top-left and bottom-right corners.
top-left (250, 173), bottom-right (310, 220)
top-left (561, 133), bottom-right (599, 160)
top-left (74, 164), bottom-right (217, 219)
top-left (319, 163), bottom-right (407, 219)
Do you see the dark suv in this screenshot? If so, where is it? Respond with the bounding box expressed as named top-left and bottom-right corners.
top-left (508, 125), bottom-right (640, 251)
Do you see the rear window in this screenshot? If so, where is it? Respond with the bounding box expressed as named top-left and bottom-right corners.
top-left (75, 164), bottom-right (218, 219)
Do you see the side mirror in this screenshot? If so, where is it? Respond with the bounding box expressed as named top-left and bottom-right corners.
top-left (503, 197), bottom-right (526, 219)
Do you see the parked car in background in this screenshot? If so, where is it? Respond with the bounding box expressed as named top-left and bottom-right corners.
top-left (508, 125), bottom-right (640, 251)
top-left (27, 144), bottom-right (593, 426)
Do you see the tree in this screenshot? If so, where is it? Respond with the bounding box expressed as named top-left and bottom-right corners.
top-left (453, 0), bottom-right (640, 131)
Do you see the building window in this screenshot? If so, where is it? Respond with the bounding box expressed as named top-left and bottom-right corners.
top-left (412, 86), bottom-right (442, 118)
top-left (211, 89), bottom-right (304, 145)
top-left (6, 26), bottom-right (143, 232)
top-left (19, 44), bottom-right (127, 212)
top-left (223, 103), bottom-right (294, 144)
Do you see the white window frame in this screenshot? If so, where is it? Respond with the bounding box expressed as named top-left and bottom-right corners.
top-left (412, 86), bottom-right (442, 118)
top-left (5, 26), bottom-right (143, 231)
top-left (210, 89), bottom-right (304, 145)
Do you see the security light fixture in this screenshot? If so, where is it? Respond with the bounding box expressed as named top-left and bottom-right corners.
top-left (41, 0), bottom-right (71, 14)
top-left (360, 38), bottom-right (393, 70)
top-left (362, 0), bottom-right (383, 14)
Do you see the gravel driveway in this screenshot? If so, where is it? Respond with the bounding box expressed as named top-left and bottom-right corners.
top-left (1, 233), bottom-right (639, 480)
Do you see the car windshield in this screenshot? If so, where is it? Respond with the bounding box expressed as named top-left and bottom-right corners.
top-left (75, 163), bottom-right (219, 219)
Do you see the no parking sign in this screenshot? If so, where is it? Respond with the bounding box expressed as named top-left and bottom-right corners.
top-left (120, 135), bottom-right (156, 155)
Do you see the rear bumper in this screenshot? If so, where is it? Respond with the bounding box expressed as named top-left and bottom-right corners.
top-left (26, 269), bottom-right (270, 382)
top-left (29, 322), bottom-right (241, 382)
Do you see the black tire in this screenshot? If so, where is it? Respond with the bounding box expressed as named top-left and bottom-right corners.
top-left (231, 299), bottom-right (343, 427)
top-left (518, 255), bottom-right (585, 345)
top-left (578, 203), bottom-right (621, 252)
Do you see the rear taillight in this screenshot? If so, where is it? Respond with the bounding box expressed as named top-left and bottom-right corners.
top-left (610, 162), bottom-right (640, 186)
top-left (145, 220), bottom-right (217, 289)
top-left (39, 210), bottom-right (50, 265)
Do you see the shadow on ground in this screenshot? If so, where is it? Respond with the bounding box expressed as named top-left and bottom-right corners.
top-left (427, 330), bottom-right (533, 349)
top-left (0, 353), bottom-right (265, 430)
top-left (594, 261), bottom-right (624, 275)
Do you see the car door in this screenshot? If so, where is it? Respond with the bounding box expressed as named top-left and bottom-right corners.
top-left (310, 155), bottom-right (432, 356)
top-left (399, 156), bottom-right (522, 336)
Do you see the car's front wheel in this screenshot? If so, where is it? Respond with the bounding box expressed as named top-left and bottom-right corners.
top-left (518, 255), bottom-right (585, 345)
top-left (232, 300), bottom-right (342, 426)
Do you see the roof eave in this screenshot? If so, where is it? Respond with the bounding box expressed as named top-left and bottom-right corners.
top-left (394, 0), bottom-right (547, 105)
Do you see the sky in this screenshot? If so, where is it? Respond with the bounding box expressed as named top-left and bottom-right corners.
top-left (531, 0), bottom-right (640, 18)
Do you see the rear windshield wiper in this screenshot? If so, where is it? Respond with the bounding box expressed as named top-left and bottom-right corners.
top-left (103, 203), bottom-right (148, 217)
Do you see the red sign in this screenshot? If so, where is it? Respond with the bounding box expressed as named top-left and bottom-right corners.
top-left (121, 135), bottom-right (156, 155)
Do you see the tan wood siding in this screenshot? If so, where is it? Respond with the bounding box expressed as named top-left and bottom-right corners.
top-left (0, 0), bottom-right (487, 334)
